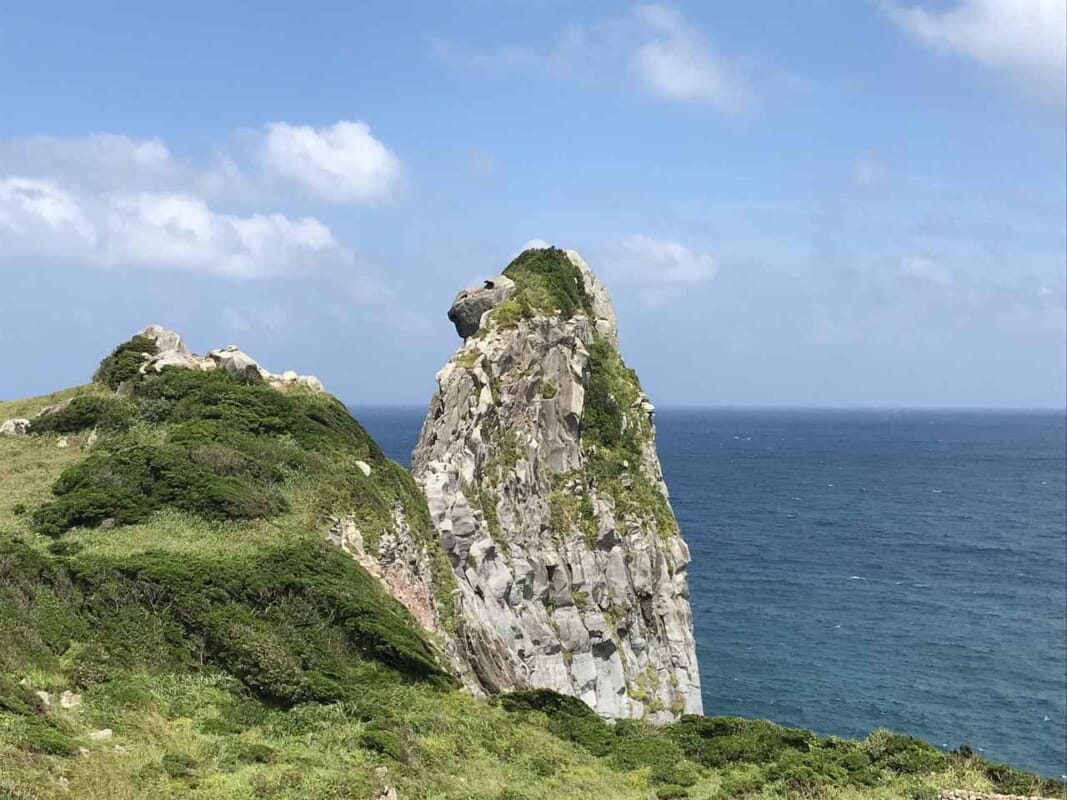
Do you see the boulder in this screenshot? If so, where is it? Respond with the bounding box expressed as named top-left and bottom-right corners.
top-left (208, 346), bottom-right (268, 380)
top-left (0, 418), bottom-right (30, 436)
top-left (447, 275), bottom-right (515, 339)
top-left (137, 324), bottom-right (187, 354)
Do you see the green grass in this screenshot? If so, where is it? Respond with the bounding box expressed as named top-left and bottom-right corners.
top-left (2, 353), bottom-right (1063, 799)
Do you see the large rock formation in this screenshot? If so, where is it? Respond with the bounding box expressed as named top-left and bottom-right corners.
top-left (412, 246), bottom-right (702, 722)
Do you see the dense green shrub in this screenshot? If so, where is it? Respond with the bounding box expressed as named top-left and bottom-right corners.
top-left (13, 717), bottom-right (77, 756)
top-left (863, 729), bottom-right (945, 775)
top-left (503, 247), bottom-right (593, 319)
top-left (612, 719), bottom-right (697, 786)
top-left (0, 540), bottom-right (451, 709)
top-left (655, 785), bottom-right (690, 800)
top-left (93, 334), bottom-right (158, 389)
top-left (669, 716), bottom-right (814, 769)
top-left (32, 441), bottom-right (288, 536)
top-left (129, 367), bottom-right (383, 457)
top-left (0, 675), bottom-right (42, 716)
top-left (30, 394), bottom-right (135, 434)
top-left (162, 752), bottom-right (199, 778)
top-left (497, 689), bottom-right (615, 757)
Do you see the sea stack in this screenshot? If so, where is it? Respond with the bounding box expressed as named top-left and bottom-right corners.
top-left (412, 246), bottom-right (702, 721)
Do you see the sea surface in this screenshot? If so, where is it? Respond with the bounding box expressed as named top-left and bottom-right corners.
top-left (354, 407), bottom-right (1067, 779)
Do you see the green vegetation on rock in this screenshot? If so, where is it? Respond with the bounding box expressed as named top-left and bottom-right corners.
top-left (502, 247), bottom-right (593, 320)
top-left (92, 334), bottom-right (159, 390)
top-left (581, 337), bottom-right (679, 538)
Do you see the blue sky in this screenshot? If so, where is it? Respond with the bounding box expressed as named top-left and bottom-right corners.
top-left (1, 0), bottom-right (1064, 407)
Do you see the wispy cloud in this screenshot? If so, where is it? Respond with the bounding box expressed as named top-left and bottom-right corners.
top-left (432, 4), bottom-right (752, 110)
top-left (882, 0), bottom-right (1067, 108)
top-left (605, 235), bottom-right (717, 305)
top-left (631, 5), bottom-right (749, 109)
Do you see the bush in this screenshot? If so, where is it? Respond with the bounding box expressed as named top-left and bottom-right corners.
top-left (30, 395), bottom-right (135, 434)
top-left (668, 716), bottom-right (814, 770)
top-left (497, 689), bottom-right (615, 757)
top-left (237, 742), bottom-right (277, 764)
top-left (655, 785), bottom-right (690, 800)
top-left (32, 441), bottom-right (288, 536)
top-left (14, 718), bottom-right (77, 756)
top-left (863, 729), bottom-right (945, 775)
top-left (612, 720), bottom-right (696, 786)
top-left (162, 752), bottom-right (198, 778)
top-left (93, 335), bottom-right (158, 390)
top-left (359, 723), bottom-right (408, 762)
top-left (503, 247), bottom-right (592, 320)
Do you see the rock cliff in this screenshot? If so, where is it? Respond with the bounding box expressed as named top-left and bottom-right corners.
top-left (412, 246), bottom-right (702, 722)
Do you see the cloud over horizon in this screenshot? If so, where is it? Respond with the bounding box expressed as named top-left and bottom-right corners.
top-left (0, 121), bottom-right (406, 278)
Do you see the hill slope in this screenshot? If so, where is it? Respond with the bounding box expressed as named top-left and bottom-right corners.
top-left (0, 329), bottom-right (1061, 800)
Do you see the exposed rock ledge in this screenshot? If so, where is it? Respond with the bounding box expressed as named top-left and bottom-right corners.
top-left (135, 324), bottom-right (325, 393)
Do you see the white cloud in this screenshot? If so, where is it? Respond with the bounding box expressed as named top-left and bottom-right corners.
top-left (883, 0), bottom-right (1067, 107)
top-left (258, 121), bottom-right (402, 203)
top-left (0, 178), bottom-right (341, 278)
top-left (632, 5), bottom-right (748, 109)
top-left (607, 235), bottom-right (717, 305)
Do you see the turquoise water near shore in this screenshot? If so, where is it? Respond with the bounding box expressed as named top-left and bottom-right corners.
top-left (355, 407), bottom-right (1067, 779)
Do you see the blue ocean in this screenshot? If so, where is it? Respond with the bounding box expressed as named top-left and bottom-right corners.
top-left (354, 407), bottom-right (1067, 779)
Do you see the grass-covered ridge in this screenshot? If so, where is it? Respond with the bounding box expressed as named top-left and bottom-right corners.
top-left (2, 336), bottom-right (1063, 799)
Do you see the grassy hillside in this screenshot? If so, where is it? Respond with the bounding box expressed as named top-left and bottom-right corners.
top-left (0, 341), bottom-right (1062, 800)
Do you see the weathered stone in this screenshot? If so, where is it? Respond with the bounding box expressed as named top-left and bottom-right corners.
top-left (208, 345), bottom-right (268, 380)
top-left (122, 324), bottom-right (327, 394)
top-left (137, 324), bottom-right (187, 354)
top-left (59, 690), bottom-right (81, 710)
top-left (412, 249), bottom-right (701, 722)
top-left (447, 275), bottom-right (515, 338)
top-left (356, 460), bottom-right (372, 477)
top-left (0, 418), bottom-right (30, 436)
top-left (89, 728), bottom-right (112, 741)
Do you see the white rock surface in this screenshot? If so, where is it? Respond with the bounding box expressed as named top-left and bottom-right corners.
top-left (0, 418), bottom-right (30, 436)
top-left (411, 249), bottom-right (701, 722)
top-left (131, 325), bottom-right (326, 394)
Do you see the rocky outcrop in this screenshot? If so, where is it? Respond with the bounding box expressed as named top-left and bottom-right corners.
top-left (448, 275), bottom-right (516, 338)
top-left (412, 246), bottom-right (701, 722)
top-left (134, 325), bottom-right (325, 393)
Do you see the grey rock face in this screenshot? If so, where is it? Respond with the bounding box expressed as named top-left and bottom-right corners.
top-left (412, 250), bottom-right (701, 722)
top-left (448, 275), bottom-right (515, 339)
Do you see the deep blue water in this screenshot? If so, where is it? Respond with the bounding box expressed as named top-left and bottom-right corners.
top-left (354, 407), bottom-right (1067, 779)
